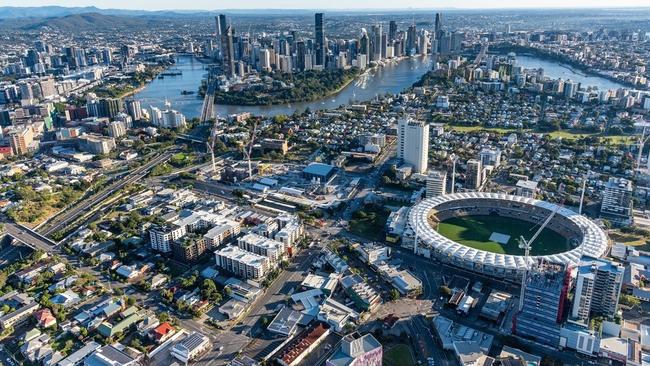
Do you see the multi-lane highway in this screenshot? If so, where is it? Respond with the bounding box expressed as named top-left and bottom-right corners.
top-left (38, 150), bottom-right (175, 238)
top-left (2, 222), bottom-right (59, 253)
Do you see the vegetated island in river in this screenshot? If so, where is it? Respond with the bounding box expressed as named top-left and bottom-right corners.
top-left (206, 68), bottom-right (361, 106)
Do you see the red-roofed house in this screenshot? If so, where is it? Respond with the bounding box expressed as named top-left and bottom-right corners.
top-left (150, 322), bottom-right (176, 343)
top-left (33, 308), bottom-right (57, 328)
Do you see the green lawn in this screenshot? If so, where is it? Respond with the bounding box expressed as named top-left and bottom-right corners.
top-left (449, 125), bottom-right (633, 144)
top-left (436, 215), bottom-right (571, 255)
top-left (383, 344), bottom-right (416, 366)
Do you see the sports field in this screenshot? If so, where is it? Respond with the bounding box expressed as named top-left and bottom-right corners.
top-left (436, 215), bottom-right (571, 255)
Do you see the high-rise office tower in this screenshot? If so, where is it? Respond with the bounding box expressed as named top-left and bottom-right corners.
top-left (397, 118), bottom-right (429, 174)
top-left (315, 13), bottom-right (326, 67)
top-left (465, 159), bottom-right (482, 190)
top-left (451, 32), bottom-right (464, 53)
top-left (222, 26), bottom-right (236, 78)
top-left (359, 30), bottom-right (370, 57)
top-left (102, 48), bottom-right (112, 65)
top-left (65, 46), bottom-right (78, 68)
top-left (371, 24), bottom-right (383, 62)
top-left (406, 25), bottom-right (417, 56)
top-left (572, 257), bottom-right (623, 323)
top-left (435, 12), bottom-right (443, 39)
top-left (426, 170), bottom-right (447, 198)
top-left (389, 20), bottom-right (397, 41)
top-left (215, 16), bottom-right (222, 36)
top-left (439, 31), bottom-right (452, 55)
top-left (218, 14), bottom-right (228, 37)
top-left (419, 30), bottom-right (429, 55)
top-left (296, 40), bottom-right (306, 71)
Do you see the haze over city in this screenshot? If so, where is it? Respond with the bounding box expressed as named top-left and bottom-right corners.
top-left (9, 0), bottom-right (650, 9)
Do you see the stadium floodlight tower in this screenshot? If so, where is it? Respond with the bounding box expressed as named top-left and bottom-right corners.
top-left (518, 205), bottom-right (561, 311)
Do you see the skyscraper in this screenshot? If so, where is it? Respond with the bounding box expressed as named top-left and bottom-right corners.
top-left (397, 118), bottom-right (429, 174)
top-left (572, 257), bottom-right (623, 323)
top-left (215, 16), bottom-right (222, 36)
top-left (314, 13), bottom-right (326, 67)
top-left (296, 40), bottom-right (306, 71)
top-left (222, 26), bottom-right (236, 78)
top-left (218, 14), bottom-right (228, 37)
top-left (64, 46), bottom-right (78, 68)
top-left (406, 25), bottom-right (417, 56)
top-left (435, 12), bottom-right (443, 39)
top-left (388, 20), bottom-right (397, 41)
top-left (371, 24), bottom-right (383, 62)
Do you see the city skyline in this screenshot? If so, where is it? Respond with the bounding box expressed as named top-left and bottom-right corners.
top-left (8, 0), bottom-right (650, 10)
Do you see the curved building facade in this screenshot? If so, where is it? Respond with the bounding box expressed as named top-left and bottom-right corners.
top-left (408, 192), bottom-right (609, 279)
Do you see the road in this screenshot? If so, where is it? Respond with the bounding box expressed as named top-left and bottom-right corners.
top-left (2, 222), bottom-right (59, 253)
top-left (37, 150), bottom-right (175, 238)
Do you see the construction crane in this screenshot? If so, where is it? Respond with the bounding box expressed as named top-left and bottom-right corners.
top-left (206, 118), bottom-right (220, 177)
top-left (518, 204), bottom-right (562, 311)
top-left (243, 121), bottom-right (258, 181)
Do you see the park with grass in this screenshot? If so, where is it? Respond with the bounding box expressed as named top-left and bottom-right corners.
top-left (349, 203), bottom-right (391, 241)
top-left (383, 343), bottom-right (416, 366)
top-left (435, 215), bottom-right (571, 255)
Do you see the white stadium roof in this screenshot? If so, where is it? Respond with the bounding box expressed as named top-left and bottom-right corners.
top-left (408, 192), bottom-right (608, 275)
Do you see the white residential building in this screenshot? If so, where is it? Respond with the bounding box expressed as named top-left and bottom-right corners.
top-left (215, 246), bottom-right (270, 280)
top-left (237, 233), bottom-right (286, 263)
top-left (203, 220), bottom-right (241, 248)
top-left (149, 225), bottom-right (186, 253)
top-left (397, 118), bottom-right (429, 174)
top-left (600, 177), bottom-right (634, 226)
top-left (275, 215), bottom-right (304, 247)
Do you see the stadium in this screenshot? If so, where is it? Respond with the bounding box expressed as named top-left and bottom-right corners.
top-left (408, 192), bottom-right (609, 280)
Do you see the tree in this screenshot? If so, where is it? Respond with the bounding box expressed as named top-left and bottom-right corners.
top-left (201, 279), bottom-right (222, 302)
top-left (389, 289), bottom-right (400, 301)
top-left (620, 294), bottom-right (641, 307)
top-left (439, 285), bottom-right (452, 297)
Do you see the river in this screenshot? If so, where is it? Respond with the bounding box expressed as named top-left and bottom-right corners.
top-left (133, 53), bottom-right (625, 119)
top-left (133, 55), bottom-right (433, 118)
top-left (514, 54), bottom-right (626, 91)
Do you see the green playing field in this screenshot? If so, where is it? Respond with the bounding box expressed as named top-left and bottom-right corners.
top-left (436, 215), bottom-right (571, 255)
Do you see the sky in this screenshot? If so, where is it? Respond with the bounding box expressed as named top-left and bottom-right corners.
top-left (12, 0), bottom-right (650, 10)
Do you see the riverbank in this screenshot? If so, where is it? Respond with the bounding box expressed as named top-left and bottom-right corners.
top-left (490, 44), bottom-right (635, 89)
top-left (133, 54), bottom-right (433, 118)
top-left (214, 68), bottom-right (362, 106)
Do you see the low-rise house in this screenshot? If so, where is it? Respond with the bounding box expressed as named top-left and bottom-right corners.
top-left (151, 322), bottom-right (176, 344)
top-left (83, 345), bottom-right (139, 366)
top-left (57, 341), bottom-right (101, 366)
top-left (34, 308), bottom-right (57, 328)
top-left (51, 290), bottom-right (81, 307)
